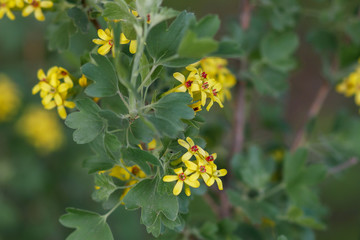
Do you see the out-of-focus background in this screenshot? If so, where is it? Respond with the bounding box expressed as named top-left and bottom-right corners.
top-left (1, 0), bottom-right (360, 239)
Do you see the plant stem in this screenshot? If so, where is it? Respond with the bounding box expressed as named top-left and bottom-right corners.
top-left (103, 201), bottom-right (122, 220)
top-left (328, 157), bottom-right (358, 175)
top-left (290, 81), bottom-right (330, 152)
top-left (257, 183), bottom-right (286, 202)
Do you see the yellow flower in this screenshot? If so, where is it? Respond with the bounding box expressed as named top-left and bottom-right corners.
top-left (0, 0), bottom-right (15, 20)
top-left (33, 66), bottom-right (75, 119)
top-left (199, 57), bottom-right (236, 101)
top-left (22, 0), bottom-right (53, 21)
top-left (12, 0), bottom-right (24, 8)
top-left (206, 164), bottom-right (227, 190)
top-left (178, 137), bottom-right (206, 161)
top-left (16, 106), bottom-right (64, 154)
top-left (0, 74), bottom-right (20, 122)
top-left (163, 167), bottom-right (200, 196)
top-left (336, 63), bottom-right (360, 107)
top-left (120, 33), bottom-right (137, 54)
top-left (189, 101), bottom-right (202, 113)
top-left (93, 28), bottom-right (114, 56)
top-left (185, 159), bottom-right (212, 183)
top-left (78, 74), bottom-right (88, 87)
top-left (107, 164), bottom-right (146, 202)
top-left (203, 151), bottom-right (217, 163)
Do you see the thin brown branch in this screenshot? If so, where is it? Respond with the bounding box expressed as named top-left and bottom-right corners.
top-left (219, 0), bottom-right (253, 219)
top-left (328, 157), bottom-right (358, 175)
top-left (203, 193), bottom-right (221, 219)
top-left (290, 81), bottom-right (330, 152)
top-left (81, 0), bottom-right (101, 30)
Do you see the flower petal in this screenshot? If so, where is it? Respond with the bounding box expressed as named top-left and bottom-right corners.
top-left (93, 39), bottom-right (107, 45)
top-left (181, 151), bottom-right (192, 161)
top-left (173, 72), bottom-right (185, 83)
top-left (40, 1), bottom-right (53, 8)
top-left (184, 185), bottom-right (191, 196)
top-left (189, 172), bottom-right (200, 181)
top-left (173, 180), bottom-right (183, 196)
top-left (98, 29), bottom-right (111, 41)
top-left (58, 83), bottom-right (69, 93)
top-left (22, 5), bottom-right (34, 17)
top-left (129, 40), bottom-right (137, 54)
top-left (186, 137), bottom-right (195, 147)
top-left (206, 177), bottom-right (215, 187)
top-left (215, 178), bottom-right (223, 190)
top-left (184, 179), bottom-right (200, 188)
top-left (163, 175), bottom-right (178, 182)
top-left (184, 160), bottom-right (198, 171)
top-left (64, 101), bottom-right (75, 108)
top-left (97, 43), bottom-right (112, 56)
top-left (57, 105), bottom-right (67, 119)
top-left (34, 8), bottom-right (45, 21)
top-left (120, 33), bottom-right (130, 44)
top-left (173, 167), bottom-right (183, 175)
top-left (178, 139), bottom-right (190, 149)
top-left (32, 84), bottom-right (40, 95)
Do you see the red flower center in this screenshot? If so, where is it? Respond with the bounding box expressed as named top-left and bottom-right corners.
top-left (193, 107), bottom-right (199, 111)
top-left (60, 71), bottom-right (67, 76)
top-left (185, 80), bottom-right (193, 88)
top-left (199, 165), bottom-right (206, 173)
top-left (191, 145), bottom-right (198, 152)
top-left (202, 82), bottom-right (209, 89)
top-left (178, 173), bottom-right (186, 181)
top-left (108, 40), bottom-right (113, 47)
top-left (202, 72), bottom-right (207, 78)
top-left (147, 14), bottom-right (151, 22)
top-left (41, 78), bottom-right (46, 82)
top-left (206, 155), bottom-right (214, 162)
top-left (31, 0), bottom-right (39, 7)
top-left (212, 89), bottom-right (217, 96)
top-left (1, 3), bottom-right (6, 7)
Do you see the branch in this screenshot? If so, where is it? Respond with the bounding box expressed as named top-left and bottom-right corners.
top-left (328, 157), bottom-right (358, 175)
top-left (290, 81), bottom-right (330, 152)
top-left (81, 0), bottom-right (101, 30)
top-left (219, 0), bottom-right (253, 219)
top-left (203, 193), bottom-right (221, 219)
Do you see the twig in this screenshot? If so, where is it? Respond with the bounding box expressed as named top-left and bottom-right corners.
top-left (81, 0), bottom-right (101, 30)
top-left (203, 193), bottom-right (221, 219)
top-left (219, 0), bottom-right (253, 219)
top-left (290, 81), bottom-right (330, 152)
top-left (328, 157), bottom-right (358, 175)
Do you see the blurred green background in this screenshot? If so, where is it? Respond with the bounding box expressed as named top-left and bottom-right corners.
top-left (1, 0), bottom-right (360, 239)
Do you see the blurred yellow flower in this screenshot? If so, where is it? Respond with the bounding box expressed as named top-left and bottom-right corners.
top-left (0, 0), bottom-right (15, 20)
top-left (0, 74), bottom-right (20, 122)
top-left (22, 0), bottom-right (53, 21)
top-left (16, 106), bottom-right (64, 153)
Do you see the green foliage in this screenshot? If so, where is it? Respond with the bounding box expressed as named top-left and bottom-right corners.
top-left (81, 54), bottom-right (119, 98)
top-left (59, 208), bottom-right (113, 240)
top-left (65, 98), bottom-right (105, 144)
top-left (121, 147), bottom-right (160, 174)
top-left (123, 177), bottom-right (179, 237)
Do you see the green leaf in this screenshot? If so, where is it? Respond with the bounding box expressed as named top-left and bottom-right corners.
top-left (283, 149), bottom-right (307, 186)
top-left (211, 39), bottom-right (243, 58)
top-left (104, 133), bottom-right (122, 160)
top-left (123, 177), bottom-right (179, 237)
top-left (307, 30), bottom-right (338, 54)
top-left (286, 206), bottom-right (326, 230)
top-left (261, 31), bottom-right (299, 62)
top-left (150, 7), bottom-right (179, 27)
top-left (67, 7), bottom-right (89, 33)
top-left (237, 145), bottom-right (274, 190)
top-left (82, 54), bottom-right (119, 97)
top-left (345, 21), bottom-right (360, 45)
top-left (59, 208), bottom-right (114, 240)
top-left (130, 117), bottom-right (155, 142)
top-left (103, 1), bottom-right (137, 23)
top-left (153, 92), bottom-right (194, 126)
top-left (178, 31), bottom-right (218, 58)
top-left (92, 173), bottom-right (117, 202)
top-left (147, 11), bottom-right (195, 61)
top-left (121, 147), bottom-right (160, 175)
top-left (192, 15), bottom-right (220, 38)
top-left (277, 236), bottom-right (288, 240)
top-left (48, 21), bottom-right (77, 51)
top-left (84, 135), bottom-right (115, 173)
top-left (65, 98), bottom-right (104, 144)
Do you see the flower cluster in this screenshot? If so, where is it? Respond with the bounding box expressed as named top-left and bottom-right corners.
top-left (16, 106), bottom-right (64, 153)
top-left (92, 28), bottom-right (137, 56)
top-left (336, 61), bottom-right (360, 108)
top-left (32, 66), bottom-right (76, 119)
top-left (0, 74), bottom-right (20, 122)
top-left (108, 164), bottom-right (147, 201)
top-left (163, 137), bottom-right (227, 196)
top-left (0, 0), bottom-right (53, 21)
top-left (167, 57), bottom-right (236, 113)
